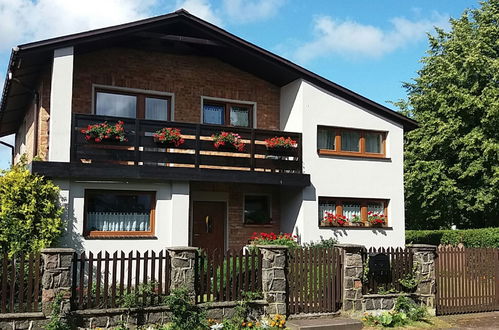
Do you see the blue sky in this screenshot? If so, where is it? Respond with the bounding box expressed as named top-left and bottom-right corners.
top-left (0, 0), bottom-right (480, 169)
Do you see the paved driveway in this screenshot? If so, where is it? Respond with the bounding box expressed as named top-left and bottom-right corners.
top-left (439, 311), bottom-right (499, 329)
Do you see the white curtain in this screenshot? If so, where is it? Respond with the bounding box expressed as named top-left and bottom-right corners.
top-left (87, 212), bottom-right (150, 231)
top-left (145, 97), bottom-right (168, 121)
top-left (319, 202), bottom-right (335, 221)
top-left (203, 104), bottom-right (224, 124)
top-left (230, 106), bottom-right (249, 127)
top-left (365, 133), bottom-right (381, 153)
top-left (368, 202), bottom-right (384, 215)
top-left (343, 203), bottom-right (361, 219)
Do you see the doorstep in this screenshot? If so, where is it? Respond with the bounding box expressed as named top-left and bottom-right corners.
top-left (287, 317), bottom-right (363, 330)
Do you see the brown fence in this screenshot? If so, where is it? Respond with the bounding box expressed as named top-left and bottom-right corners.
top-left (71, 250), bottom-right (171, 309)
top-left (0, 253), bottom-right (42, 313)
top-left (196, 249), bottom-right (262, 303)
top-left (288, 247), bottom-right (343, 314)
top-left (436, 246), bottom-right (499, 315)
top-left (362, 247), bottom-right (413, 294)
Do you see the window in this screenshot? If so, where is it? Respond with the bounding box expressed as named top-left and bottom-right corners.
top-left (202, 100), bottom-right (253, 128)
top-left (95, 89), bottom-right (171, 121)
top-left (317, 126), bottom-right (386, 158)
top-left (244, 195), bottom-right (271, 225)
top-left (84, 190), bottom-right (155, 237)
top-left (318, 197), bottom-right (388, 227)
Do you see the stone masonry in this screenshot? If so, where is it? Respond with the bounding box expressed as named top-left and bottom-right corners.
top-left (336, 244), bottom-right (365, 312)
top-left (257, 245), bottom-right (288, 316)
top-left (408, 244), bottom-right (437, 314)
top-left (166, 247), bottom-right (198, 301)
top-left (41, 248), bottom-right (75, 317)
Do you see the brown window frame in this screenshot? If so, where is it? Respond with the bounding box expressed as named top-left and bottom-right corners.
top-left (317, 126), bottom-right (387, 158)
top-left (202, 100), bottom-right (254, 128)
top-left (318, 197), bottom-right (388, 227)
top-left (94, 88), bottom-right (172, 121)
top-left (83, 189), bottom-right (156, 238)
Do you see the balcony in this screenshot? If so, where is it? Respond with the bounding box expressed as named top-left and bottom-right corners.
top-left (31, 114), bottom-right (310, 186)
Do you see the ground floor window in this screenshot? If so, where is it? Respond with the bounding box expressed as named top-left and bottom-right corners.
top-left (244, 195), bottom-right (271, 225)
top-left (318, 197), bottom-right (388, 227)
top-left (84, 190), bottom-right (155, 237)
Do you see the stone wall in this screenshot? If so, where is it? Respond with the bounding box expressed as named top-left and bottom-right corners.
top-left (336, 244), bottom-right (364, 312)
top-left (258, 245), bottom-right (288, 316)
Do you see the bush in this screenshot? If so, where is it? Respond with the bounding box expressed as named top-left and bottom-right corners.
top-left (0, 158), bottom-right (64, 256)
top-left (164, 287), bottom-right (207, 330)
top-left (302, 237), bottom-right (338, 249)
top-left (406, 228), bottom-right (499, 248)
top-left (362, 296), bottom-right (428, 327)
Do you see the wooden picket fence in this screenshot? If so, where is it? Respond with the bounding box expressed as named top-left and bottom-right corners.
top-left (436, 246), bottom-right (499, 315)
top-left (362, 247), bottom-right (413, 294)
top-left (288, 247), bottom-right (343, 314)
top-left (196, 249), bottom-right (262, 303)
top-left (0, 252), bottom-right (42, 313)
top-left (71, 250), bottom-right (170, 309)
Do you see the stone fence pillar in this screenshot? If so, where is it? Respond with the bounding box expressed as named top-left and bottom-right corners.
top-left (41, 248), bottom-right (75, 318)
top-left (167, 247), bottom-right (198, 300)
top-left (408, 244), bottom-right (437, 314)
top-left (335, 244), bottom-right (365, 312)
top-left (257, 245), bottom-right (288, 316)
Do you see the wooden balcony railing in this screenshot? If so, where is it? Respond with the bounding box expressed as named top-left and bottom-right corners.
top-left (71, 114), bottom-right (302, 174)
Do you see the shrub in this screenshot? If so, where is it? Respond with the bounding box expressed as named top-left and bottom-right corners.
top-left (406, 227), bottom-right (499, 248)
top-left (302, 237), bottom-right (338, 249)
top-left (362, 296), bottom-right (428, 327)
top-left (0, 158), bottom-right (64, 256)
top-left (164, 287), bottom-right (207, 330)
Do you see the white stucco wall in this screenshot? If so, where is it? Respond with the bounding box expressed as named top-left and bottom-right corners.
top-left (280, 79), bottom-right (405, 248)
top-left (57, 180), bottom-right (190, 253)
top-left (48, 47), bottom-right (74, 162)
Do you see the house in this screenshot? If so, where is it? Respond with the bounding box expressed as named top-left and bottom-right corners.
top-left (0, 10), bottom-right (417, 252)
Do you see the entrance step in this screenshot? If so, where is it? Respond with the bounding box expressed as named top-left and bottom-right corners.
top-left (287, 317), bottom-right (363, 330)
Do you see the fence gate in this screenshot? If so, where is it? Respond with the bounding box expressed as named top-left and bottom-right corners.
top-left (287, 247), bottom-right (342, 314)
top-left (436, 246), bottom-right (499, 315)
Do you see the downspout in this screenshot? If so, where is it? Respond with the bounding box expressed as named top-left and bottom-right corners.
top-left (33, 90), bottom-right (40, 159)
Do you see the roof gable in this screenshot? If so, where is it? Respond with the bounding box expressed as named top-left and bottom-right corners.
top-left (0, 9), bottom-right (417, 135)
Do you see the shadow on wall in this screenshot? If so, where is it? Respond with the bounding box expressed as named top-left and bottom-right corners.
top-left (57, 189), bottom-right (85, 253)
top-left (321, 228), bottom-right (389, 239)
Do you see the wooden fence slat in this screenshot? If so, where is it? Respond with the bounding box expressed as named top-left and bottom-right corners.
top-left (143, 251), bottom-right (149, 306)
top-left (225, 250), bottom-right (230, 301)
top-left (111, 251), bottom-right (118, 308)
top-left (26, 254), bottom-right (34, 312)
top-left (158, 250), bottom-right (163, 301)
top-left (95, 252), bottom-right (102, 308)
top-left (135, 251), bottom-right (140, 306)
top-left (103, 251), bottom-right (109, 308)
top-left (78, 253), bottom-right (85, 309)
top-left (150, 251), bottom-right (156, 306)
top-left (120, 251), bottom-right (125, 301)
top-left (9, 257), bottom-right (15, 312)
top-left (18, 254), bottom-right (25, 312)
top-left (1, 253), bottom-right (7, 313)
top-left (87, 252), bottom-right (94, 309)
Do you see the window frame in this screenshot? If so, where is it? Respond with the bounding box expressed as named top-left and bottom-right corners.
top-left (318, 197), bottom-right (388, 227)
top-left (202, 100), bottom-right (254, 128)
top-left (317, 126), bottom-right (387, 158)
top-left (94, 88), bottom-right (172, 121)
top-left (83, 189), bottom-right (156, 238)
top-left (243, 194), bottom-right (272, 225)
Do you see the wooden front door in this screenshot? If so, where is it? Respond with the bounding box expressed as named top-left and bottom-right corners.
top-left (192, 201), bottom-right (226, 252)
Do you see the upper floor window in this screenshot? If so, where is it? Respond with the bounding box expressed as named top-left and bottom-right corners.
top-left (95, 89), bottom-right (171, 121)
top-left (202, 100), bottom-right (253, 128)
top-left (317, 126), bottom-right (386, 158)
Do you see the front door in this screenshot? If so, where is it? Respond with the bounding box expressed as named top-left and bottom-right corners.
top-left (192, 201), bottom-right (226, 252)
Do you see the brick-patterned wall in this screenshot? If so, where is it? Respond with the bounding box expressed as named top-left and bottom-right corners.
top-left (72, 48), bottom-right (280, 129)
top-left (14, 68), bottom-right (51, 163)
top-left (190, 182), bottom-right (281, 250)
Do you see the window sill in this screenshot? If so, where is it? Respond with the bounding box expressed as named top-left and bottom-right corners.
top-left (318, 149), bottom-right (390, 161)
top-left (243, 224), bottom-right (275, 228)
top-left (84, 235), bottom-right (158, 240)
top-left (319, 225), bottom-right (392, 230)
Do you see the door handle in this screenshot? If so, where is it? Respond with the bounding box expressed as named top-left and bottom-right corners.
top-left (205, 216), bottom-right (212, 233)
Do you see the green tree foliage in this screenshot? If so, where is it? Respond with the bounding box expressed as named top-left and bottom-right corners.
top-left (401, 0), bottom-right (499, 229)
top-left (0, 159), bottom-right (64, 255)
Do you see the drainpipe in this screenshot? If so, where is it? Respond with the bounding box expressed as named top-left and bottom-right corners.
top-left (0, 140), bottom-right (14, 165)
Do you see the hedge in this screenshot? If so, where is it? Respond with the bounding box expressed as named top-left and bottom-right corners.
top-left (406, 227), bottom-right (499, 248)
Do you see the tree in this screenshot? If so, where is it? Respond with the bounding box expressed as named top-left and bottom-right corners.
top-left (401, 0), bottom-right (498, 229)
top-left (0, 159), bottom-right (64, 256)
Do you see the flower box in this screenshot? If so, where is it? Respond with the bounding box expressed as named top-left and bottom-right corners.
top-left (212, 132), bottom-right (245, 152)
top-left (153, 127), bottom-right (185, 147)
top-left (80, 121), bottom-right (127, 143)
top-left (265, 136), bottom-right (297, 156)
top-left (368, 212), bottom-right (386, 227)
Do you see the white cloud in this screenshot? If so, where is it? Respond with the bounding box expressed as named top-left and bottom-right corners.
top-left (175, 0), bottom-right (222, 26)
top-left (0, 0), bottom-right (156, 52)
top-left (293, 13), bottom-right (450, 63)
top-left (222, 0), bottom-right (285, 23)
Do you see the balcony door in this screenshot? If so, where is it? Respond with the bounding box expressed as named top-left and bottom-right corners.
top-left (192, 201), bottom-right (226, 252)
top-left (95, 88), bottom-right (171, 121)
